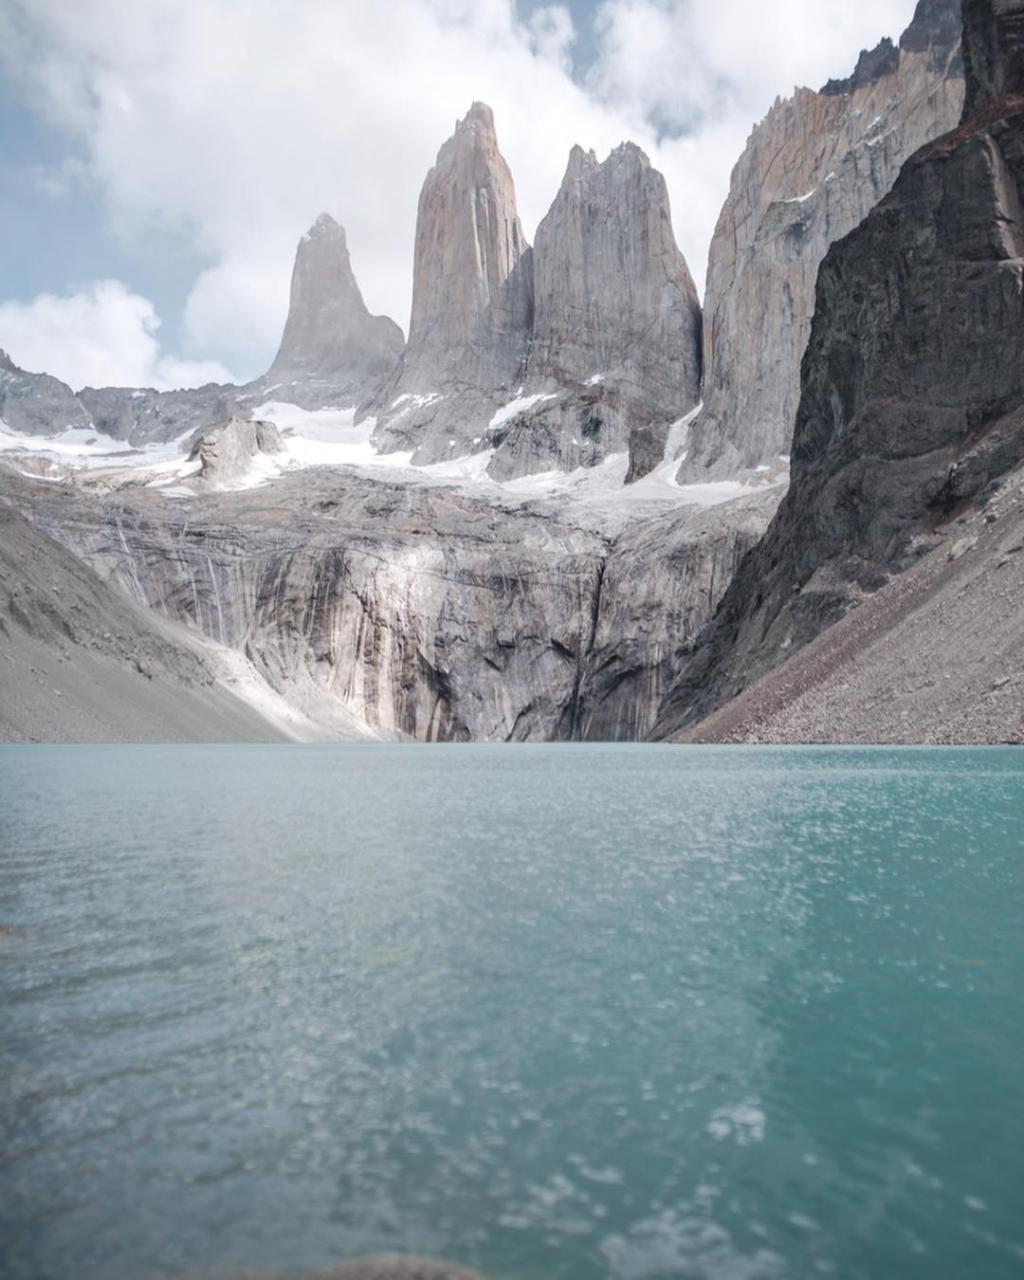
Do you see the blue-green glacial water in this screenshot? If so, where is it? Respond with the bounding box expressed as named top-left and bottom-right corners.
top-left (0, 745), bottom-right (1022, 1280)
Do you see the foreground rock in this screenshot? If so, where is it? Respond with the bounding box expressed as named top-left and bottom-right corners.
top-left (487, 143), bottom-right (701, 482)
top-left (369, 103), bottom-right (533, 462)
top-left (680, 0), bottom-right (964, 480)
top-left (657, 0), bottom-right (1024, 737)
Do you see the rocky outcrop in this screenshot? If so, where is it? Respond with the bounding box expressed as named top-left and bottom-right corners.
top-left (369, 104), bottom-right (533, 462)
top-left (656, 0), bottom-right (1024, 737)
top-left (188, 416), bottom-right (283, 488)
top-left (572, 490), bottom-right (781, 740)
top-left (487, 144), bottom-right (701, 482)
top-left (679, 0), bottom-right (965, 481)
top-left (0, 349), bottom-right (92, 435)
top-left (0, 498), bottom-right (288, 743)
top-left (676, 463), bottom-right (1024, 744)
top-left (261, 213), bottom-right (404, 408)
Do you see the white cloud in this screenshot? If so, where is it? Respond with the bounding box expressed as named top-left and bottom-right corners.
top-left (1, 0), bottom-right (922, 384)
top-left (0, 281), bottom-right (234, 391)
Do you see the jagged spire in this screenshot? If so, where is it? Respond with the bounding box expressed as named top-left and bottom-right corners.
top-left (267, 213), bottom-right (403, 396)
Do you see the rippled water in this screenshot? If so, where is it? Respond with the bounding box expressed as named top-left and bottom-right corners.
top-left (1, 745), bottom-right (1022, 1280)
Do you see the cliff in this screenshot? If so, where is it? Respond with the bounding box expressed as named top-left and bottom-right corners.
top-left (680, 0), bottom-right (965, 480)
top-left (657, 0), bottom-right (1024, 736)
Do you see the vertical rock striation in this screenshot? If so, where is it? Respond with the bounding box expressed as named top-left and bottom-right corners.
top-left (679, 0), bottom-right (965, 481)
top-left (262, 213), bottom-right (404, 408)
top-left (656, 0), bottom-right (1024, 735)
top-left (368, 103), bottom-right (534, 461)
top-left (486, 143), bottom-right (701, 482)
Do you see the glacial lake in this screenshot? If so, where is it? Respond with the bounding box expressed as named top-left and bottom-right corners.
top-left (1, 744), bottom-right (1022, 1280)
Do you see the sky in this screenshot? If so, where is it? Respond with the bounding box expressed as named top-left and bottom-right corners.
top-left (0, 0), bottom-right (922, 392)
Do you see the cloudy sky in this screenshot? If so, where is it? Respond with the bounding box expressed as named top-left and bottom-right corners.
top-left (0, 0), bottom-right (920, 391)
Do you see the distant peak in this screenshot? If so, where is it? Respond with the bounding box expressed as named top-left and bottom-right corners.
top-left (608, 140), bottom-right (651, 168)
top-left (303, 212), bottom-right (346, 243)
top-left (565, 144), bottom-right (599, 180)
top-left (0, 348), bottom-right (18, 373)
top-left (458, 101), bottom-right (496, 133)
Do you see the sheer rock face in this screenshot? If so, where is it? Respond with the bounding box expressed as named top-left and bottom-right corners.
top-left (369, 103), bottom-right (534, 462)
top-left (655, 0), bottom-right (1024, 736)
top-left (8, 458), bottom-right (775, 744)
top-left (679, 0), bottom-right (965, 481)
top-left (263, 214), bottom-right (404, 408)
top-left (0, 350), bottom-right (92, 435)
top-left (962, 0), bottom-right (1024, 112)
top-left (487, 144), bottom-right (701, 482)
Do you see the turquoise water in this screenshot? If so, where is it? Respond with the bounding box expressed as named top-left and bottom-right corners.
top-left (0, 745), bottom-right (1022, 1280)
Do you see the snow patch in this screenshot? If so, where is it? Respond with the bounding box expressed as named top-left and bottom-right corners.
top-left (487, 392), bottom-right (557, 433)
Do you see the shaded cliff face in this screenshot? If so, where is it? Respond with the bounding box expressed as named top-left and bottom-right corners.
top-left (656, 0), bottom-right (1024, 736)
top-left (370, 103), bottom-right (534, 462)
top-left (486, 144), bottom-right (701, 483)
top-left (264, 214), bottom-right (404, 407)
top-left (680, 0), bottom-right (964, 481)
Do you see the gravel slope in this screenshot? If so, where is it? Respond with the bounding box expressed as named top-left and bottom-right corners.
top-left (679, 471), bottom-right (1024, 744)
top-left (0, 499), bottom-right (289, 743)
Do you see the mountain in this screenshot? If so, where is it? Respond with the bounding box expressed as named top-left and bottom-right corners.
top-left (368, 103), bottom-right (534, 462)
top-left (486, 142), bottom-right (702, 483)
top-left (262, 213), bottom-right (404, 408)
top-left (367, 108), bottom-right (703, 481)
top-left (679, 0), bottom-right (965, 481)
top-left (0, 500), bottom-right (287, 743)
top-left (0, 349), bottom-right (92, 435)
top-left (656, 0), bottom-right (1024, 738)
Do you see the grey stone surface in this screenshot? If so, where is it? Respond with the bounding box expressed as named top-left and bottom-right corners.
top-left (489, 143), bottom-right (701, 482)
top-left (368, 103), bottom-right (533, 462)
top-left (0, 348), bottom-right (92, 435)
top-left (188, 416), bottom-right (283, 487)
top-left (0, 497), bottom-right (287, 743)
top-left (78, 383), bottom-right (245, 446)
top-left (677, 465), bottom-right (1024, 745)
top-left (680, 0), bottom-right (964, 481)
top-left (261, 213), bottom-right (404, 408)
top-left (656, 0), bottom-right (1024, 737)
top-left (5, 458), bottom-right (773, 743)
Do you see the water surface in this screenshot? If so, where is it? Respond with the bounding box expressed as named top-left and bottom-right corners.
top-left (1, 745), bottom-right (1021, 1280)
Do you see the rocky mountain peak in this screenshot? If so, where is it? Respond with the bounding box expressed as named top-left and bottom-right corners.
top-left (407, 99), bottom-right (530, 350)
top-left (458, 101), bottom-right (497, 134)
top-left (962, 0), bottom-right (1024, 115)
top-left (678, 0), bottom-right (965, 481)
top-left (564, 144), bottom-right (599, 181)
top-left (482, 138), bottom-right (701, 482)
top-left (266, 212), bottom-right (404, 404)
top-left (368, 101), bottom-right (534, 461)
top-left (822, 37), bottom-right (900, 95)
top-left (0, 349), bottom-right (17, 374)
top-left (303, 211), bottom-right (346, 244)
